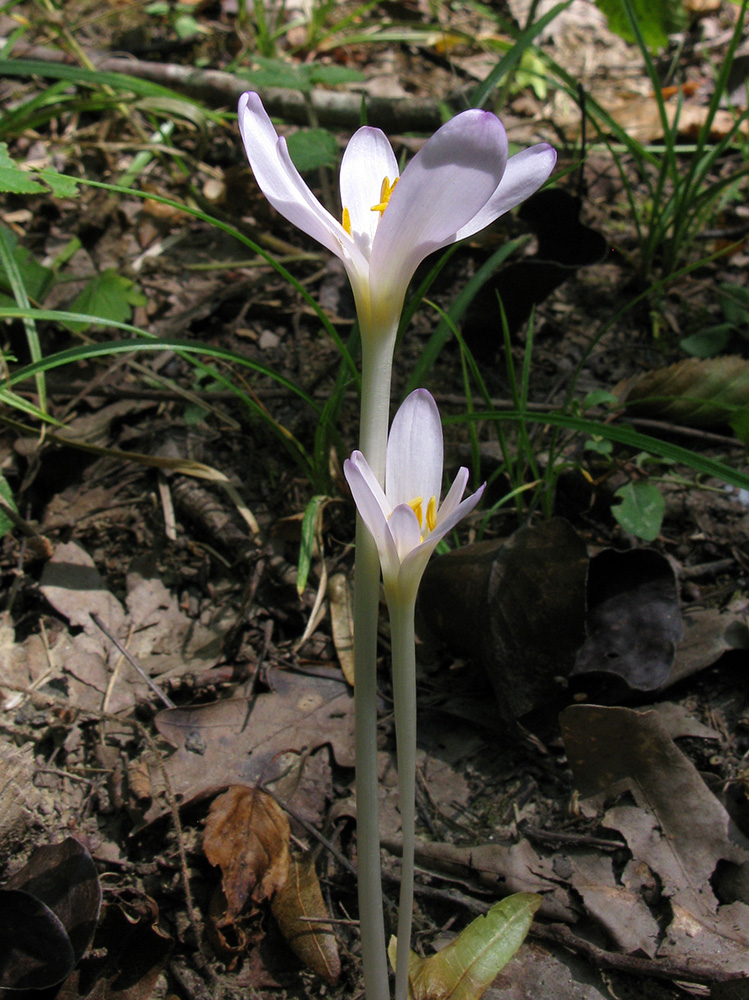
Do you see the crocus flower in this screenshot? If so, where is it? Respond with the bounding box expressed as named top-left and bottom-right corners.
top-left (344, 388), bottom-right (485, 606)
top-left (238, 92), bottom-right (556, 341)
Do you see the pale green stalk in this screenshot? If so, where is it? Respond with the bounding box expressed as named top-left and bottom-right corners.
top-left (387, 595), bottom-right (417, 1000)
top-left (354, 325), bottom-right (397, 1000)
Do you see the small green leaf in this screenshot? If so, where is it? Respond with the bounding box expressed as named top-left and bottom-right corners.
top-left (0, 472), bottom-right (17, 540)
top-left (585, 437), bottom-right (613, 456)
top-left (596, 0), bottom-right (685, 51)
top-left (389, 893), bottom-right (541, 1000)
top-left (285, 128), bottom-right (339, 173)
top-left (0, 227), bottom-right (54, 303)
top-left (307, 65), bottom-right (366, 86)
top-left (239, 58), bottom-right (311, 92)
top-left (65, 270), bottom-right (147, 333)
top-left (612, 481), bottom-right (665, 542)
top-left (174, 13), bottom-right (205, 38)
top-left (717, 283), bottom-right (749, 329)
top-left (729, 408), bottom-right (749, 446)
top-left (680, 324), bottom-right (733, 358)
top-left (584, 389), bottom-right (618, 409)
top-left (297, 494), bottom-right (327, 595)
top-left (0, 145), bottom-right (46, 194)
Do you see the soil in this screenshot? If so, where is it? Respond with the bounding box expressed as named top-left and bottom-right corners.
top-left (1, 1), bottom-right (749, 999)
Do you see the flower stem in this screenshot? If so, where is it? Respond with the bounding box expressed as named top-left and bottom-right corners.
top-left (387, 596), bottom-right (417, 1000)
top-left (354, 327), bottom-right (396, 1000)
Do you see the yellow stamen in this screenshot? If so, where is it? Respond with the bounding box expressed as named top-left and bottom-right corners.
top-left (406, 496), bottom-right (423, 527)
top-left (370, 176), bottom-right (399, 216)
top-left (342, 206), bottom-right (351, 235)
top-left (426, 496), bottom-right (437, 533)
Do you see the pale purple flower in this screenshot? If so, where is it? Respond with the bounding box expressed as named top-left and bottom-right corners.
top-left (238, 92), bottom-right (556, 339)
top-left (344, 389), bottom-right (484, 604)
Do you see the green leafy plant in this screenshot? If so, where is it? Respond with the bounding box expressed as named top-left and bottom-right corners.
top-left (681, 282), bottom-right (749, 357)
top-left (544, 0), bottom-right (749, 287)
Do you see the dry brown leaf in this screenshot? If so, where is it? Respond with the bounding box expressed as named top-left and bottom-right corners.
top-left (327, 572), bottom-right (354, 686)
top-left (271, 852), bottom-right (340, 985)
top-left (204, 786), bottom-right (290, 921)
top-left (615, 355), bottom-right (749, 427)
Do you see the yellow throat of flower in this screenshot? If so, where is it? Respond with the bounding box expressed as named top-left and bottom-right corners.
top-left (341, 176), bottom-right (399, 236)
top-left (406, 495), bottom-right (437, 537)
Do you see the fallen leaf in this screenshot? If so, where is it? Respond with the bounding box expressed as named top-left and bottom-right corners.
top-left (389, 894), bottom-right (540, 1000)
top-left (143, 669), bottom-right (353, 825)
top-left (0, 838), bottom-right (101, 990)
top-left (57, 897), bottom-right (172, 1000)
top-left (615, 356), bottom-right (749, 427)
top-left (419, 519), bottom-right (588, 719)
top-left (571, 548), bottom-right (682, 697)
top-left (327, 573), bottom-right (354, 685)
top-left (204, 786), bottom-right (290, 921)
top-left (560, 704), bottom-right (749, 977)
top-left (271, 851), bottom-right (340, 985)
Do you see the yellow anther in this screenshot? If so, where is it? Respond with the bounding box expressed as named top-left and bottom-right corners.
top-left (342, 206), bottom-right (351, 235)
top-left (426, 496), bottom-right (437, 533)
top-left (406, 496), bottom-right (424, 527)
top-left (370, 176), bottom-right (399, 216)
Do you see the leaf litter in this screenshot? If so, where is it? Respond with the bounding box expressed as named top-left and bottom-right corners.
top-left (2, 0), bottom-right (749, 996)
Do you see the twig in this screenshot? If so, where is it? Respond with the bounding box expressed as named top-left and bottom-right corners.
top-left (90, 612), bottom-right (176, 709)
top-left (531, 922), bottom-right (747, 987)
top-left (3, 41), bottom-right (455, 131)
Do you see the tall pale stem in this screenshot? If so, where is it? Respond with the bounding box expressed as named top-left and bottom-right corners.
top-left (388, 596), bottom-right (417, 1000)
top-left (354, 327), bottom-right (396, 1000)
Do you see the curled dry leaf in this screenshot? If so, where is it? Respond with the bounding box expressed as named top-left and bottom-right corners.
top-left (614, 355), bottom-right (749, 427)
top-left (204, 786), bottom-right (290, 921)
top-left (0, 837), bottom-right (101, 990)
top-left (271, 851), bottom-right (341, 985)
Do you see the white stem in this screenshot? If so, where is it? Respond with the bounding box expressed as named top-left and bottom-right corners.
top-left (354, 326), bottom-right (397, 1000)
top-left (388, 595), bottom-right (417, 1000)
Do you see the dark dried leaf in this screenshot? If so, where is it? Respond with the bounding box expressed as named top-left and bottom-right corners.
top-left (0, 889), bottom-right (75, 990)
top-left (571, 548), bottom-right (682, 697)
top-left (616, 355), bottom-right (749, 427)
top-left (271, 852), bottom-right (340, 985)
top-left (56, 899), bottom-right (172, 1000)
top-left (0, 838), bottom-right (101, 990)
top-left (419, 518), bottom-right (588, 718)
top-left (204, 786), bottom-right (290, 919)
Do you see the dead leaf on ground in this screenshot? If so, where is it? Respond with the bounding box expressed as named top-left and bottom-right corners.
top-left (571, 548), bottom-right (682, 698)
top-left (561, 704), bottom-right (749, 979)
top-left (271, 851), bottom-right (340, 985)
top-left (0, 838), bottom-right (101, 991)
top-left (143, 669), bottom-right (353, 825)
top-left (204, 786), bottom-right (290, 921)
top-left (668, 606), bottom-right (749, 687)
top-left (386, 837), bottom-right (579, 925)
top-left (56, 897), bottom-right (172, 1000)
top-left (35, 543), bottom-right (227, 714)
top-left (419, 518), bottom-right (588, 719)
top-left (614, 356), bottom-right (749, 427)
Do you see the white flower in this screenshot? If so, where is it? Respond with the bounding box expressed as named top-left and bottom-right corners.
top-left (238, 93), bottom-right (556, 340)
top-left (344, 389), bottom-right (484, 605)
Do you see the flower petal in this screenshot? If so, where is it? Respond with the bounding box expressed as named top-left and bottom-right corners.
top-left (435, 467), bottom-right (469, 523)
top-left (238, 93), bottom-right (359, 264)
top-left (386, 389), bottom-right (443, 509)
top-left (344, 453), bottom-right (399, 579)
top-left (339, 126), bottom-right (399, 259)
top-left (397, 483), bottom-right (485, 599)
top-left (369, 110), bottom-right (508, 299)
top-left (430, 483), bottom-right (485, 543)
top-left (388, 504), bottom-right (423, 563)
top-left (454, 143), bottom-right (557, 241)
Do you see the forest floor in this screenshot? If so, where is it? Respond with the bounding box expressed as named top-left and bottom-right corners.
top-left (1, 1), bottom-right (749, 998)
